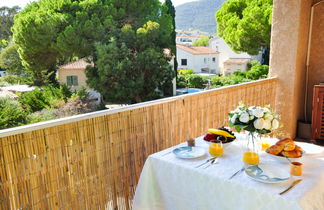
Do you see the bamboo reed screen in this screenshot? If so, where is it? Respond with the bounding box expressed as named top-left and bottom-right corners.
top-left (0, 78), bottom-right (277, 210)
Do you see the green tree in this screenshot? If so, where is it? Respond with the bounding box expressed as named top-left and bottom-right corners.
top-left (87, 20), bottom-right (175, 103)
top-left (164, 0), bottom-right (178, 74)
top-left (0, 42), bottom-right (25, 75)
top-left (0, 6), bottom-right (21, 40)
top-left (193, 36), bottom-right (210, 46)
top-left (12, 0), bottom-right (113, 85)
top-left (216, 0), bottom-right (272, 61)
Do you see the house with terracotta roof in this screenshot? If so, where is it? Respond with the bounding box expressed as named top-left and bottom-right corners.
top-left (176, 35), bottom-right (201, 45)
top-left (208, 37), bottom-right (262, 75)
top-left (58, 58), bottom-right (93, 90)
top-left (176, 44), bottom-right (219, 74)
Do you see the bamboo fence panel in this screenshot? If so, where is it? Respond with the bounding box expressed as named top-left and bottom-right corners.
top-left (0, 78), bottom-right (278, 210)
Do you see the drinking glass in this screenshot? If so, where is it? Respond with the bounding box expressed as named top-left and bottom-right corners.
top-left (209, 140), bottom-right (223, 156)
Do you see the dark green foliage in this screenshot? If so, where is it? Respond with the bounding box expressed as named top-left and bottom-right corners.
top-left (0, 6), bottom-right (21, 40)
top-left (177, 61), bottom-right (268, 89)
top-left (176, 74), bottom-right (187, 88)
top-left (86, 1), bottom-right (175, 103)
top-left (193, 36), bottom-right (210, 46)
top-left (216, 0), bottom-right (272, 55)
top-left (187, 74), bottom-right (209, 89)
top-left (12, 0), bottom-right (114, 85)
top-left (0, 97), bottom-right (27, 129)
top-left (72, 87), bottom-right (89, 101)
top-left (18, 85), bottom-right (74, 112)
top-left (164, 0), bottom-right (177, 73)
top-left (18, 88), bottom-right (52, 112)
top-left (0, 42), bottom-right (25, 75)
top-left (26, 109), bottom-right (57, 124)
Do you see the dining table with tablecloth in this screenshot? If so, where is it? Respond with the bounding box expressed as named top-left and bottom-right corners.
top-left (132, 133), bottom-right (324, 210)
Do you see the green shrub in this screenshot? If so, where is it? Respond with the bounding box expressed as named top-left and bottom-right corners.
top-left (59, 84), bottom-right (72, 102)
top-left (0, 75), bottom-right (33, 85)
top-left (72, 87), bottom-right (89, 100)
top-left (176, 74), bottom-right (187, 88)
top-left (0, 97), bottom-right (27, 129)
top-left (18, 88), bottom-right (51, 112)
top-left (26, 109), bottom-right (58, 124)
top-left (246, 63), bottom-right (269, 80)
top-left (187, 74), bottom-right (208, 89)
top-left (178, 69), bottom-right (194, 75)
top-left (0, 81), bottom-right (10, 87)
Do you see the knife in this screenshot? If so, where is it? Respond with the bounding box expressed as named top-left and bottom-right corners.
top-left (229, 167), bottom-right (245, 180)
top-left (279, 179), bottom-right (302, 195)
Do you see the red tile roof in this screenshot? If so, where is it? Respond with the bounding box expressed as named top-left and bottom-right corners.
top-left (177, 44), bottom-right (219, 55)
top-left (59, 58), bottom-right (93, 70)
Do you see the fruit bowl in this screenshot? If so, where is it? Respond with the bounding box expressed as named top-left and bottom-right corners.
top-left (203, 139), bottom-right (234, 148)
top-left (203, 127), bottom-right (236, 148)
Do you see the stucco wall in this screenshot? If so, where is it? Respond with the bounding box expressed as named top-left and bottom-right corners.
top-left (58, 68), bottom-right (88, 90)
top-left (270, 0), bottom-right (312, 138)
top-left (222, 62), bottom-right (249, 76)
top-left (307, 2), bottom-right (324, 122)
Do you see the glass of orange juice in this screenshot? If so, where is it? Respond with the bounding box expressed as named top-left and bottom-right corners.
top-left (243, 151), bottom-right (259, 165)
top-left (209, 140), bottom-right (223, 156)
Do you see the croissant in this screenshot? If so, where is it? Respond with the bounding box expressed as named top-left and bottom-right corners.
top-left (281, 149), bottom-right (302, 158)
top-left (276, 138), bottom-right (295, 151)
top-left (266, 144), bottom-right (284, 155)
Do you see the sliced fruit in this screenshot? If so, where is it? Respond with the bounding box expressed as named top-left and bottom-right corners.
top-left (207, 128), bottom-right (235, 138)
top-left (203, 133), bottom-right (216, 141)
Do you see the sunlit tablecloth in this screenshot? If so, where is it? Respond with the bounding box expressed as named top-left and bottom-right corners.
top-left (132, 134), bottom-right (324, 210)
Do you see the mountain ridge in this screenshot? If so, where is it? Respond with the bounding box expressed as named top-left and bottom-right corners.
top-left (175, 0), bottom-right (227, 34)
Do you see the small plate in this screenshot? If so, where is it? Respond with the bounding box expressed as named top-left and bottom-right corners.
top-left (245, 164), bottom-right (290, 183)
top-left (296, 142), bottom-right (324, 156)
top-left (173, 146), bottom-right (206, 159)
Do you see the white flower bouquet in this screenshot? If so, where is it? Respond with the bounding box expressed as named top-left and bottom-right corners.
top-left (228, 103), bottom-right (280, 135)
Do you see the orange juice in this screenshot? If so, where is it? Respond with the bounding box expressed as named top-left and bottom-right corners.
top-left (243, 152), bottom-right (259, 165)
top-left (209, 143), bottom-right (223, 156)
top-left (261, 142), bottom-right (270, 151)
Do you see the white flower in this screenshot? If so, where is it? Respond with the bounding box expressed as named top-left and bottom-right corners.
top-left (264, 114), bottom-right (273, 121)
top-left (263, 119), bottom-right (272, 130)
top-left (239, 112), bottom-right (250, 123)
top-left (231, 114), bottom-right (237, 124)
top-left (254, 118), bottom-right (265, 130)
top-left (249, 115), bottom-right (255, 120)
top-left (272, 119), bottom-right (279, 129)
top-left (263, 108), bottom-right (270, 114)
top-left (252, 108), bottom-right (264, 118)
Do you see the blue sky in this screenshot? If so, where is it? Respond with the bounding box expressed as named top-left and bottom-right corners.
top-left (0, 0), bottom-right (197, 8)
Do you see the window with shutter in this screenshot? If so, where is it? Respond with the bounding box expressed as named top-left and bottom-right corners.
top-left (312, 85), bottom-right (324, 140)
top-left (66, 76), bottom-right (78, 86)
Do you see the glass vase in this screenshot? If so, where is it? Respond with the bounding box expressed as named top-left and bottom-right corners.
top-left (242, 132), bottom-right (260, 165)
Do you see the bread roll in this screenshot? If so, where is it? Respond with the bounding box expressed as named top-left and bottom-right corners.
top-left (266, 144), bottom-right (284, 155)
top-left (276, 138), bottom-right (295, 151)
top-left (281, 149), bottom-right (302, 158)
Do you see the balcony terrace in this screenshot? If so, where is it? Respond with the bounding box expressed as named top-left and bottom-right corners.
top-left (1, 0), bottom-right (324, 209)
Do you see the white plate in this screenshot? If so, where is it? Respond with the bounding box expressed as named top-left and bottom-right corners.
top-left (265, 151), bottom-right (303, 163)
top-left (173, 146), bottom-right (206, 159)
top-left (245, 164), bottom-right (290, 183)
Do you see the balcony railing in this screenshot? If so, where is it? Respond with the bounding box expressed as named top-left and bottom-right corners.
top-left (0, 78), bottom-right (278, 209)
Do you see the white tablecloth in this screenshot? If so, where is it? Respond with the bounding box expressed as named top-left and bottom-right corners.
top-left (133, 134), bottom-right (324, 210)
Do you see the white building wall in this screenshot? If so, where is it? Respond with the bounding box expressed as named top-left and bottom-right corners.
top-left (176, 47), bottom-right (219, 74)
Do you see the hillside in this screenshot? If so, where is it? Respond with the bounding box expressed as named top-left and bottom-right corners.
top-left (175, 0), bottom-right (227, 34)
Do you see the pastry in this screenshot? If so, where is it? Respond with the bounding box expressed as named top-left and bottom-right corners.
top-left (281, 149), bottom-right (302, 158)
top-left (266, 144), bottom-right (284, 155)
top-left (276, 138), bottom-right (295, 151)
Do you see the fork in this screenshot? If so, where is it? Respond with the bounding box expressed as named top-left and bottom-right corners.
top-left (203, 158), bottom-right (219, 169)
top-left (195, 157), bottom-right (217, 168)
